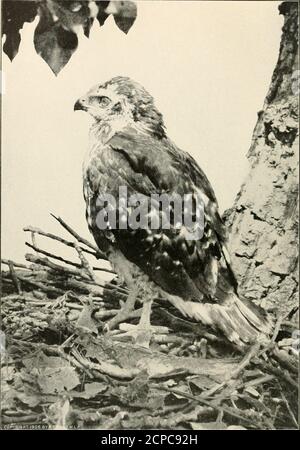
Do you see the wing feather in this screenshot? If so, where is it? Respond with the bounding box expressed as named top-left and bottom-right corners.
top-left (85, 127), bottom-right (231, 302)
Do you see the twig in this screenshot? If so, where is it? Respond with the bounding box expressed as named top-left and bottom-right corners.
top-left (70, 348), bottom-right (139, 379)
top-left (244, 374), bottom-right (275, 388)
top-left (23, 253), bottom-right (125, 295)
top-left (74, 242), bottom-right (96, 281)
top-left (201, 343), bottom-right (261, 399)
top-left (62, 278), bottom-right (118, 298)
top-left (155, 386), bottom-right (267, 429)
top-left (2, 414), bottom-right (42, 424)
top-left (8, 261), bottom-right (22, 294)
top-left (272, 315), bottom-right (283, 343)
top-left (256, 361), bottom-right (298, 389)
top-left (31, 231), bottom-right (37, 250)
top-left (25, 242), bottom-right (115, 274)
top-left (279, 387), bottom-right (298, 428)
top-left (50, 214), bottom-right (106, 259)
top-left (1, 259), bottom-right (31, 270)
top-left (16, 274), bottom-right (64, 295)
top-left (22, 253), bottom-right (127, 299)
top-left (25, 253), bottom-right (89, 279)
top-left (156, 307), bottom-right (223, 343)
top-left (23, 226), bottom-right (101, 259)
top-left (230, 343), bottom-right (261, 379)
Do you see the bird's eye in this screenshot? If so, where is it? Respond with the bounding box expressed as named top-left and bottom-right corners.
top-left (97, 96), bottom-right (111, 107)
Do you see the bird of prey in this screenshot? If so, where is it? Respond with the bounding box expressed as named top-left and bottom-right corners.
top-left (74, 76), bottom-right (272, 349)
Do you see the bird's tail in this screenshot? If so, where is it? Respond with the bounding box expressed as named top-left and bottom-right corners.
top-left (167, 293), bottom-right (273, 349)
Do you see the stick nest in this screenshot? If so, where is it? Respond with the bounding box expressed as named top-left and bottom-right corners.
top-left (1, 216), bottom-right (298, 430)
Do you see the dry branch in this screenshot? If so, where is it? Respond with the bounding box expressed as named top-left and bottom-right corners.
top-left (1, 214), bottom-right (298, 430)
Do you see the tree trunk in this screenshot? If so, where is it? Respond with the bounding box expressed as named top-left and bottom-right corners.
top-left (224, 1), bottom-right (299, 316)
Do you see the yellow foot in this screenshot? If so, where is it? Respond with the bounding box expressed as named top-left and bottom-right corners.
top-left (112, 323), bottom-right (169, 348)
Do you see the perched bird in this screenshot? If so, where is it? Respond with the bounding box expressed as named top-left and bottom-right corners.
top-left (74, 77), bottom-right (272, 349)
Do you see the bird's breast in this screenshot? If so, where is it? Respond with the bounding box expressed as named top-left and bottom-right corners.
top-left (82, 131), bottom-right (104, 178)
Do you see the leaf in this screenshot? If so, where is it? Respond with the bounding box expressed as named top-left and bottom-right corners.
top-left (84, 18), bottom-right (94, 37)
top-left (121, 371), bottom-right (149, 403)
top-left (2, 0), bottom-right (38, 61)
top-left (34, 1), bottom-right (101, 74)
top-left (70, 382), bottom-right (108, 399)
top-left (2, 388), bottom-right (21, 411)
top-left (34, 4), bottom-right (78, 75)
top-left (38, 366), bottom-right (80, 394)
top-left (17, 391), bottom-right (41, 408)
top-left (3, 0), bottom-right (137, 74)
top-left (34, 26), bottom-right (78, 75)
top-left (1, 376), bottom-right (41, 410)
top-left (23, 352), bottom-right (80, 394)
top-left (106, 1), bottom-right (137, 34)
top-left (106, 371), bottom-right (149, 405)
top-left (96, 1), bottom-right (110, 26)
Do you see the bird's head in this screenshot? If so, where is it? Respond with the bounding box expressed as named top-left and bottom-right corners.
top-left (74, 76), bottom-right (166, 139)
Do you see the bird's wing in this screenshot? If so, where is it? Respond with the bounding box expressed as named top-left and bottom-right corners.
top-left (85, 127), bottom-right (235, 302)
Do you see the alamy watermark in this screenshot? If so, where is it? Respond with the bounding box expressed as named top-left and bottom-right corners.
top-left (95, 186), bottom-right (205, 240)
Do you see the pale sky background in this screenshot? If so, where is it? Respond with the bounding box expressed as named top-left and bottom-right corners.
top-left (2, 0), bottom-right (283, 264)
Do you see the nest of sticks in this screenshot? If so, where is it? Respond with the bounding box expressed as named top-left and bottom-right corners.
top-left (1, 215), bottom-right (298, 430)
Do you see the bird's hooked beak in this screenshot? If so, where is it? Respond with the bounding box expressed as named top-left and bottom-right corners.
top-left (74, 98), bottom-right (88, 112)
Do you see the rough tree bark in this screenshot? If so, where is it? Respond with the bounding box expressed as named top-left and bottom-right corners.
top-left (225, 1), bottom-right (299, 316)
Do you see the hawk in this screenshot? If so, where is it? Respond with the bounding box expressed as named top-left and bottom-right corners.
top-left (74, 76), bottom-right (272, 348)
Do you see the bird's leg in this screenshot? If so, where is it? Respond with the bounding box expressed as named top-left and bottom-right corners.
top-left (132, 299), bottom-right (153, 348)
top-left (139, 298), bottom-right (152, 328)
top-left (104, 286), bottom-right (139, 331)
top-left (113, 299), bottom-right (169, 348)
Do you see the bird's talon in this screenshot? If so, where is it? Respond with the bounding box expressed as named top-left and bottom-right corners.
top-left (110, 323), bottom-right (169, 348)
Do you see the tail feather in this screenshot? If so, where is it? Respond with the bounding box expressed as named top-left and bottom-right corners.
top-left (234, 296), bottom-right (271, 333)
top-left (167, 293), bottom-right (273, 348)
